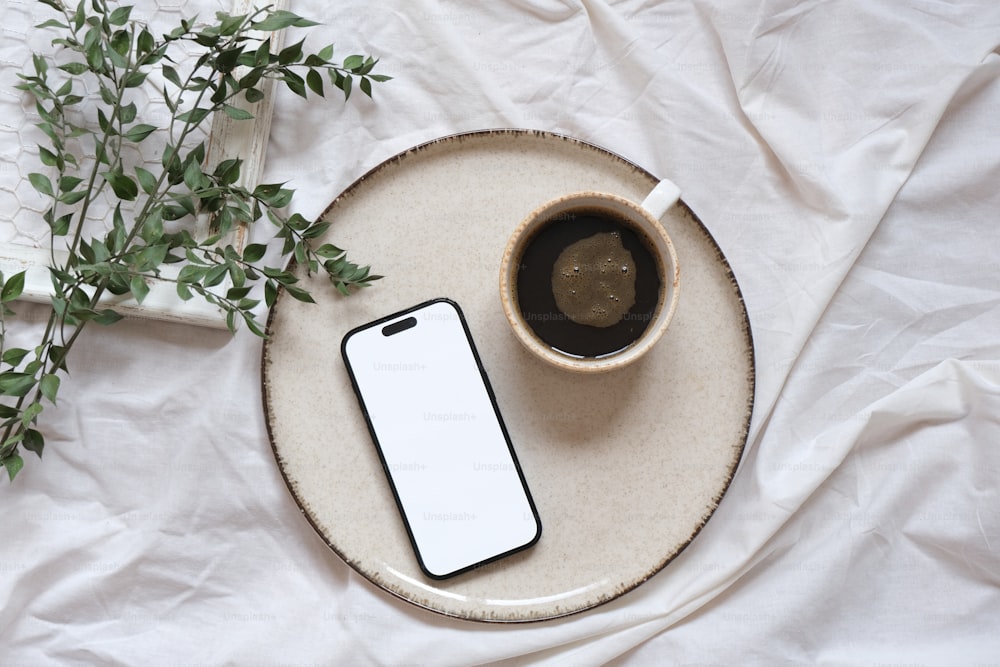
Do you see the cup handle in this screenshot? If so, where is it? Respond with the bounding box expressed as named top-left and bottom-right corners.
top-left (640, 179), bottom-right (681, 220)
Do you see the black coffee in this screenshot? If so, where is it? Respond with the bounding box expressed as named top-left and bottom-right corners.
top-left (515, 207), bottom-right (663, 358)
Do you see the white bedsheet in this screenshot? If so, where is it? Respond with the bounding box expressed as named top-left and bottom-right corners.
top-left (2, 0), bottom-right (999, 664)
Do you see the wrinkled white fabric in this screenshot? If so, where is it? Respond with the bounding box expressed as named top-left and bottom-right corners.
top-left (1, 0), bottom-right (999, 664)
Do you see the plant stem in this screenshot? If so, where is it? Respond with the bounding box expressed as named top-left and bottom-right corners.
top-left (2, 1), bottom-right (388, 481)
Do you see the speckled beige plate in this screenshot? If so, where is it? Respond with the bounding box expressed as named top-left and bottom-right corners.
top-left (262, 130), bottom-right (754, 622)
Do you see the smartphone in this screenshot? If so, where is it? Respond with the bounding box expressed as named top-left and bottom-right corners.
top-left (341, 298), bottom-right (541, 579)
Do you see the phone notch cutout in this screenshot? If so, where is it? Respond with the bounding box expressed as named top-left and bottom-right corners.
top-left (382, 316), bottom-right (417, 337)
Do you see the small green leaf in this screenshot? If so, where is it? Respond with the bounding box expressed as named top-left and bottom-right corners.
top-left (92, 309), bottom-right (124, 326)
top-left (301, 221), bottom-right (331, 239)
top-left (21, 401), bottom-right (43, 427)
top-left (50, 213), bottom-right (72, 236)
top-left (162, 64), bottom-right (182, 88)
top-left (282, 70), bottom-right (307, 98)
top-left (188, 141), bottom-right (206, 167)
top-left (358, 56), bottom-right (377, 76)
top-left (338, 73), bottom-right (353, 100)
top-left (278, 38), bottom-right (304, 66)
top-left (268, 188), bottom-right (294, 208)
top-left (58, 190), bottom-right (87, 205)
top-left (1, 348), bottom-right (29, 366)
top-left (204, 264), bottom-right (229, 287)
top-left (124, 124), bottom-right (158, 142)
top-left (50, 294), bottom-right (67, 317)
top-left (244, 87), bottom-right (264, 103)
top-left (40, 373), bottom-right (60, 405)
top-left (315, 243), bottom-right (345, 259)
top-left (35, 121), bottom-right (58, 143)
top-left (209, 78), bottom-right (228, 105)
top-left (3, 453), bottom-right (24, 481)
top-left (226, 286), bottom-right (252, 300)
top-left (130, 275), bottom-right (150, 304)
top-left (28, 172), bottom-right (54, 197)
top-left (222, 104), bottom-right (254, 120)
top-left (183, 160), bottom-right (204, 191)
top-left (98, 84), bottom-right (116, 107)
top-left (109, 5), bottom-right (133, 26)
top-left (85, 39), bottom-right (103, 71)
top-left (286, 213), bottom-right (311, 231)
top-left (59, 175), bottom-right (83, 193)
top-left (0, 372), bottom-right (36, 397)
top-left (109, 205), bottom-right (127, 253)
top-left (79, 240), bottom-right (95, 264)
top-left (119, 101), bottom-right (137, 124)
top-left (59, 61), bottom-right (89, 75)
top-left (124, 71), bottom-right (147, 88)
top-left (264, 280), bottom-right (278, 307)
top-left (134, 244), bottom-right (169, 273)
top-left (38, 147), bottom-right (60, 167)
top-left (36, 18), bottom-right (69, 30)
top-left (137, 27), bottom-right (154, 55)
top-left (22, 429), bottom-right (44, 458)
top-left (218, 12), bottom-right (246, 37)
top-left (162, 143), bottom-right (181, 178)
top-left (216, 46), bottom-right (243, 73)
top-left (176, 107), bottom-right (211, 125)
top-left (32, 53), bottom-right (48, 77)
top-left (251, 10), bottom-right (319, 32)
top-left (253, 183), bottom-right (282, 199)
top-left (285, 284), bottom-right (315, 303)
top-left (228, 261), bottom-right (246, 288)
top-left (213, 158), bottom-right (241, 186)
top-left (177, 264), bottom-right (207, 284)
top-left (1, 271), bottom-right (26, 303)
top-left (184, 249), bottom-right (208, 266)
top-left (73, 1), bottom-right (85, 30)
top-left (97, 108), bottom-right (112, 133)
top-left (252, 38), bottom-right (271, 67)
top-left (110, 29), bottom-right (130, 56)
top-left (241, 311), bottom-right (267, 338)
top-left (35, 102), bottom-right (56, 126)
top-left (306, 69), bottom-right (324, 97)
top-left (140, 208), bottom-right (163, 243)
top-left (161, 204), bottom-right (187, 221)
top-left (135, 166), bottom-right (157, 194)
top-left (242, 243), bottom-right (266, 263)
top-left (343, 54), bottom-right (364, 71)
top-left (102, 169), bottom-right (138, 201)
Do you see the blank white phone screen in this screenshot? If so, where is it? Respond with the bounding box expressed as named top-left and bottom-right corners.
top-left (342, 299), bottom-right (540, 579)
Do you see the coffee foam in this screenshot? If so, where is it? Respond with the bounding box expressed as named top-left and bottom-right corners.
top-left (551, 231), bottom-right (636, 328)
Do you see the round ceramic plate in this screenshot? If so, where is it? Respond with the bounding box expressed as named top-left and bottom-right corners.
top-left (262, 130), bottom-right (754, 622)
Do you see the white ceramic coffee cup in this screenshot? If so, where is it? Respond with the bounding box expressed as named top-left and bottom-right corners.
top-left (499, 180), bottom-right (681, 373)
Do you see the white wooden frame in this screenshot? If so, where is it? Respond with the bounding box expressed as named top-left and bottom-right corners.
top-left (0, 0), bottom-right (287, 329)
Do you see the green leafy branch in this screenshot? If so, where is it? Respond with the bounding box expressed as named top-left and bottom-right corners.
top-left (0, 0), bottom-right (389, 481)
